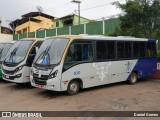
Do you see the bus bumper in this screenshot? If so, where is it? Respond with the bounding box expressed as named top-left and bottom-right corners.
top-left (30, 76), bottom-right (62, 91)
top-left (2, 73), bottom-right (30, 83)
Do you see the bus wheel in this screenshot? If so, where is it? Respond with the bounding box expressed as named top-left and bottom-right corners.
top-left (128, 72), bottom-right (138, 85)
top-left (67, 80), bottom-right (80, 95)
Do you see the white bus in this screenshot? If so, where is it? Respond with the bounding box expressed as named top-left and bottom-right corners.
top-left (30, 35), bottom-right (157, 95)
top-left (0, 41), bottom-right (15, 79)
top-left (2, 38), bottom-right (43, 85)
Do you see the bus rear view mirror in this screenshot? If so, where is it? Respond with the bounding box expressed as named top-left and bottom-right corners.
top-left (35, 46), bottom-right (39, 54)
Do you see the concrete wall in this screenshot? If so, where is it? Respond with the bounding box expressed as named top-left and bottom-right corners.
top-left (0, 34), bottom-right (13, 42)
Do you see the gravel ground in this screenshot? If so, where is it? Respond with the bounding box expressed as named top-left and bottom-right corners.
top-left (0, 78), bottom-right (159, 120)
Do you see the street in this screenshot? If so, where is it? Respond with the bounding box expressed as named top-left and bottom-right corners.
top-left (0, 78), bottom-right (159, 112)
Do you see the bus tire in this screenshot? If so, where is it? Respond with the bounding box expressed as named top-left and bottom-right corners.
top-left (128, 72), bottom-right (138, 85)
top-left (66, 80), bottom-right (80, 95)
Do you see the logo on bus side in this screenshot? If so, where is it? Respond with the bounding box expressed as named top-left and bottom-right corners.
top-left (125, 62), bottom-right (132, 71)
top-left (93, 62), bottom-right (112, 81)
top-left (74, 71), bottom-right (81, 75)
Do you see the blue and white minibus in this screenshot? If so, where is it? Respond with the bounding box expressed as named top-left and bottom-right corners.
top-left (30, 35), bottom-right (157, 95)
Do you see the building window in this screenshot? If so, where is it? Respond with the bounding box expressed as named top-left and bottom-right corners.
top-left (63, 19), bottom-right (73, 26)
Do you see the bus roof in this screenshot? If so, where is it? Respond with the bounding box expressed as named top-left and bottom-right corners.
top-left (48, 35), bottom-right (149, 41)
top-left (0, 41), bottom-right (15, 44)
top-left (20, 38), bottom-right (44, 41)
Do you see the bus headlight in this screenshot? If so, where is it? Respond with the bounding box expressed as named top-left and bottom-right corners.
top-left (49, 70), bottom-right (58, 79)
top-left (15, 65), bottom-right (23, 73)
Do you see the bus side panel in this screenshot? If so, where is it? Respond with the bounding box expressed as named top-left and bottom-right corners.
top-left (61, 60), bottom-right (138, 90)
top-left (132, 58), bottom-right (157, 78)
top-left (22, 66), bottom-right (31, 83)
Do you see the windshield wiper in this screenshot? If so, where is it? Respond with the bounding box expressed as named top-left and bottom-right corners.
top-left (11, 47), bottom-right (18, 55)
top-left (36, 46), bottom-right (51, 65)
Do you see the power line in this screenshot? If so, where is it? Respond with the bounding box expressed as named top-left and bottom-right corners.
top-left (77, 2), bottom-right (113, 12)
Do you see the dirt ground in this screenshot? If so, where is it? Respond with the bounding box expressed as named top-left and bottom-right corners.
top-left (0, 78), bottom-right (159, 120)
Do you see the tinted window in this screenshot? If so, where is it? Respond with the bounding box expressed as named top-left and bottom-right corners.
top-left (133, 42), bottom-right (139, 58)
top-left (147, 42), bottom-right (156, 58)
top-left (125, 42), bottom-right (132, 58)
top-left (64, 42), bottom-right (93, 69)
top-left (106, 41), bottom-right (115, 59)
top-left (133, 42), bottom-right (146, 58)
top-left (96, 41), bottom-right (107, 60)
top-left (117, 42), bottom-right (125, 58)
top-left (139, 42), bottom-right (146, 57)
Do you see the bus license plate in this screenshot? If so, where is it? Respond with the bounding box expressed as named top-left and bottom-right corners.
top-left (35, 84), bottom-right (44, 88)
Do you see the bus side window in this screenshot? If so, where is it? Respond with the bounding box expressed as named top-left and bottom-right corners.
top-left (147, 42), bottom-right (156, 58)
top-left (64, 42), bottom-right (93, 69)
top-left (96, 41), bottom-right (107, 60)
top-left (117, 41), bottom-right (125, 59)
top-left (106, 41), bottom-right (115, 59)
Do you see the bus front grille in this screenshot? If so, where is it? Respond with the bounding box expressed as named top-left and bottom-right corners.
top-left (33, 73), bottom-right (48, 85)
top-left (3, 69), bottom-right (15, 75)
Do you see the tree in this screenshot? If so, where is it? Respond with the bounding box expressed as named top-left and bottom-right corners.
top-left (112, 0), bottom-right (160, 39)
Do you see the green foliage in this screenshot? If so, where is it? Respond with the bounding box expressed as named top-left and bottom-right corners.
top-left (112, 0), bottom-right (160, 39)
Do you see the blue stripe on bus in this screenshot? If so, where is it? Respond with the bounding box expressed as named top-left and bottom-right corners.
top-left (127, 58), bottom-right (157, 81)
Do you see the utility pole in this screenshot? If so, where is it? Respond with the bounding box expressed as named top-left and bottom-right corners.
top-left (71, 0), bottom-right (81, 25)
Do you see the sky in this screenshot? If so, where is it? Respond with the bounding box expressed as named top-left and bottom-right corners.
top-left (0, 0), bottom-right (125, 28)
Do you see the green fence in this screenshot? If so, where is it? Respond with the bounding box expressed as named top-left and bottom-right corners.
top-left (28, 32), bottom-right (35, 38)
top-left (57, 26), bottom-right (69, 35)
top-left (13, 34), bottom-right (18, 40)
top-left (13, 18), bottom-right (120, 40)
top-left (71, 24), bottom-right (84, 35)
top-left (86, 21), bottom-right (103, 35)
top-left (46, 29), bottom-right (56, 37)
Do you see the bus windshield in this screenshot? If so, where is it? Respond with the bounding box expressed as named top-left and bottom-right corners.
top-left (34, 38), bottom-right (69, 65)
top-left (4, 40), bottom-right (34, 64)
top-left (0, 43), bottom-right (13, 62)
top-left (0, 43), bottom-right (4, 51)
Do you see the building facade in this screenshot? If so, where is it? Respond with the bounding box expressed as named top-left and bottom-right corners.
top-left (10, 12), bottom-right (55, 34)
top-left (53, 14), bottom-right (90, 28)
